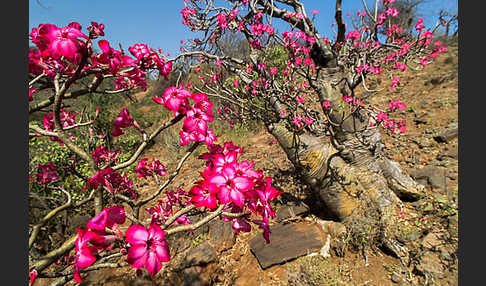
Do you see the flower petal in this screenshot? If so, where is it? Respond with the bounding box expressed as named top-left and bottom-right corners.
top-left (127, 244), bottom-right (148, 268)
top-left (125, 225), bottom-right (149, 245)
top-left (154, 241), bottom-right (171, 262)
top-left (145, 251), bottom-right (162, 277)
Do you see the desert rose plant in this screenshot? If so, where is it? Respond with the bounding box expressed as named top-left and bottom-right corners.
top-left (29, 0), bottom-right (449, 284)
top-left (174, 0), bottom-right (447, 264)
top-left (28, 20), bottom-right (281, 285)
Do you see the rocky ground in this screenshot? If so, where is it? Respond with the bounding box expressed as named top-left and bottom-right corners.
top-left (33, 43), bottom-right (458, 286)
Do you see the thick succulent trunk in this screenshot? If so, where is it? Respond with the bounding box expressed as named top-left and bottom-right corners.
top-left (266, 67), bottom-right (424, 261)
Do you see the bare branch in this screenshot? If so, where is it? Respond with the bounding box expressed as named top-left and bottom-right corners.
top-left (29, 188), bottom-right (71, 249)
top-left (166, 204), bottom-right (226, 235)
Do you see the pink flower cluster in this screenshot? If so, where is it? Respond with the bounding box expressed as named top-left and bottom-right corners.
top-left (181, 7), bottom-right (197, 27)
top-left (136, 158), bottom-right (167, 178)
top-left (94, 40), bottom-right (135, 75)
top-left (43, 110), bottom-right (77, 131)
top-left (388, 99), bottom-right (406, 111)
top-left (370, 111), bottom-right (407, 134)
top-left (146, 189), bottom-right (192, 227)
top-left (153, 87), bottom-right (216, 147)
top-left (30, 22), bottom-right (88, 64)
top-left (356, 63), bottom-right (382, 75)
top-left (29, 22), bottom-right (173, 92)
top-left (190, 142), bottom-right (282, 242)
top-left (92, 145), bottom-right (121, 166)
top-left (41, 110), bottom-right (78, 145)
top-left (217, 13), bottom-right (228, 29)
top-left (83, 168), bottom-right (135, 198)
top-left (250, 23), bottom-right (274, 36)
top-left (74, 206), bottom-right (126, 282)
top-left (31, 162), bottom-right (59, 185)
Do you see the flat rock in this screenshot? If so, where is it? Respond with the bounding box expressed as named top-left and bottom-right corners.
top-left (409, 166), bottom-right (446, 189)
top-left (276, 201), bottom-right (310, 221)
top-left (249, 223), bottom-right (327, 269)
top-left (433, 128), bottom-right (458, 143)
top-left (415, 251), bottom-right (445, 279)
top-left (437, 146), bottom-right (458, 160)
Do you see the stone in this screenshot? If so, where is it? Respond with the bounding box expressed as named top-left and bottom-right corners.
top-left (276, 201), bottom-right (310, 222)
top-left (414, 112), bottom-right (431, 125)
top-left (397, 229), bottom-right (421, 243)
top-left (183, 241), bottom-right (217, 268)
top-left (181, 264), bottom-right (217, 286)
top-left (433, 128), bottom-right (458, 143)
top-left (447, 214), bottom-right (458, 238)
top-left (415, 251), bottom-right (445, 279)
top-left (208, 219), bottom-right (235, 252)
top-left (421, 232), bottom-right (444, 250)
top-left (437, 148), bottom-right (458, 160)
top-left (249, 223), bottom-right (327, 269)
top-left (409, 166), bottom-right (446, 190)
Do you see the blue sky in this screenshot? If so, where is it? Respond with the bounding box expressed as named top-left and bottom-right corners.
top-left (29, 0), bottom-right (457, 57)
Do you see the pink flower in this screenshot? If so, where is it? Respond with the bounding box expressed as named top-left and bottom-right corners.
top-left (83, 169), bottom-right (136, 198)
top-left (189, 183), bottom-right (218, 209)
top-left (303, 117), bottom-right (314, 126)
top-left (92, 145), bottom-right (120, 165)
top-left (292, 116), bottom-right (303, 128)
top-left (386, 7), bottom-right (399, 17)
top-left (43, 110), bottom-right (77, 132)
top-left (181, 7), bottom-right (197, 26)
top-left (33, 162), bottom-right (59, 185)
top-left (137, 158), bottom-right (167, 178)
top-left (231, 217), bottom-right (251, 234)
top-left (388, 99), bottom-right (406, 111)
top-left (311, 9), bottom-right (319, 15)
top-left (391, 77), bottom-right (400, 91)
top-left (217, 13), bottom-right (228, 29)
top-left (44, 23), bottom-right (88, 61)
top-left (29, 88), bottom-right (36, 102)
top-left (322, 100), bottom-right (331, 109)
top-left (125, 224), bottom-right (170, 278)
top-left (87, 205), bottom-right (126, 231)
top-left (376, 111), bottom-right (388, 121)
top-left (83, 168), bottom-right (114, 192)
top-left (111, 107), bottom-right (139, 137)
top-left (87, 21), bottom-right (105, 38)
top-left (253, 177), bottom-right (282, 223)
top-left (207, 165), bottom-right (255, 207)
top-left (73, 229), bottom-right (99, 282)
top-left (183, 106), bottom-right (213, 134)
top-left (419, 57), bottom-right (429, 67)
top-left (233, 77), bottom-right (239, 87)
top-left (73, 206), bottom-right (126, 283)
top-left (153, 86), bottom-right (191, 115)
top-left (254, 219), bottom-right (271, 243)
top-left (28, 269), bottom-right (37, 286)
top-left (128, 43), bottom-right (150, 60)
top-left (415, 18), bottom-right (425, 32)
